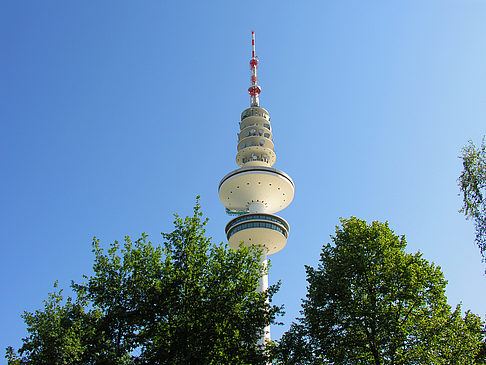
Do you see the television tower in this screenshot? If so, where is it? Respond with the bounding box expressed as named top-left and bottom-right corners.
top-left (218, 31), bottom-right (295, 344)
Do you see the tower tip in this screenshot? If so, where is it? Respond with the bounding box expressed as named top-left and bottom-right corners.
top-left (248, 31), bottom-right (261, 107)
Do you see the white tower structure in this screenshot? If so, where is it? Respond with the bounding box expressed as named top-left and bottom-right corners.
top-left (218, 31), bottom-right (295, 344)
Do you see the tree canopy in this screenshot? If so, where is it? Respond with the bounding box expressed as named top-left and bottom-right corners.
top-left (275, 217), bottom-right (485, 365)
top-left (6, 201), bottom-right (280, 364)
top-left (7, 206), bottom-right (485, 364)
top-left (459, 137), bottom-right (486, 263)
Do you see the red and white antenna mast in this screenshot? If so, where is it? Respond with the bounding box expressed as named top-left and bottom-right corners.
top-left (248, 31), bottom-right (261, 107)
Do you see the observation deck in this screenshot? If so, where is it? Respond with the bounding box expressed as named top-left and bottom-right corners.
top-left (225, 213), bottom-right (289, 255)
top-left (218, 165), bottom-right (294, 214)
top-left (236, 106), bottom-right (276, 168)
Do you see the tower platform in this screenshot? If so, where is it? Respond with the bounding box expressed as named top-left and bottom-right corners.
top-left (225, 213), bottom-right (289, 255)
top-left (218, 166), bottom-right (294, 214)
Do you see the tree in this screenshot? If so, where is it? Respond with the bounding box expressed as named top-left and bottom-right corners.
top-left (7, 200), bottom-right (281, 364)
top-left (459, 137), bottom-right (486, 262)
top-left (5, 283), bottom-right (120, 365)
top-left (275, 217), bottom-right (485, 365)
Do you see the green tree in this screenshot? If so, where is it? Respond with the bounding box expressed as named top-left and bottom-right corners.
top-left (7, 201), bottom-right (280, 364)
top-left (6, 282), bottom-right (122, 365)
top-left (459, 137), bottom-right (486, 262)
top-left (275, 217), bottom-right (484, 365)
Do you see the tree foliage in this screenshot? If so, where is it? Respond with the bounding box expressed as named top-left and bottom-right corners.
top-left (275, 217), bottom-right (485, 365)
top-left (5, 283), bottom-right (113, 365)
top-left (7, 201), bottom-right (280, 364)
top-left (459, 137), bottom-right (486, 261)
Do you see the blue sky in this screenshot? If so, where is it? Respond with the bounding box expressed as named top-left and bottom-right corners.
top-left (2, 0), bottom-right (486, 356)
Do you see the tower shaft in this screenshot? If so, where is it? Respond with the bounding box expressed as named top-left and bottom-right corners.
top-left (218, 31), bottom-right (294, 347)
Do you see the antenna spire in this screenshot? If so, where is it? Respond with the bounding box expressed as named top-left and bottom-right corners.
top-left (248, 31), bottom-right (261, 107)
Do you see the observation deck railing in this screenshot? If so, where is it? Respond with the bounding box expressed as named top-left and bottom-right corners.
top-left (225, 213), bottom-right (289, 240)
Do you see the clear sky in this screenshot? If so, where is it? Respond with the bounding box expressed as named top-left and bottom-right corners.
top-left (2, 0), bottom-right (486, 356)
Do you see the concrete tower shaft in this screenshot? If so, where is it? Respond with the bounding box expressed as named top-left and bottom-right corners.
top-left (218, 31), bottom-right (294, 345)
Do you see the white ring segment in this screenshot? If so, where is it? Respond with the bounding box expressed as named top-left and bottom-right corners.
top-left (228, 227), bottom-right (287, 255)
top-left (236, 146), bottom-right (276, 167)
top-left (219, 166), bottom-right (294, 214)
